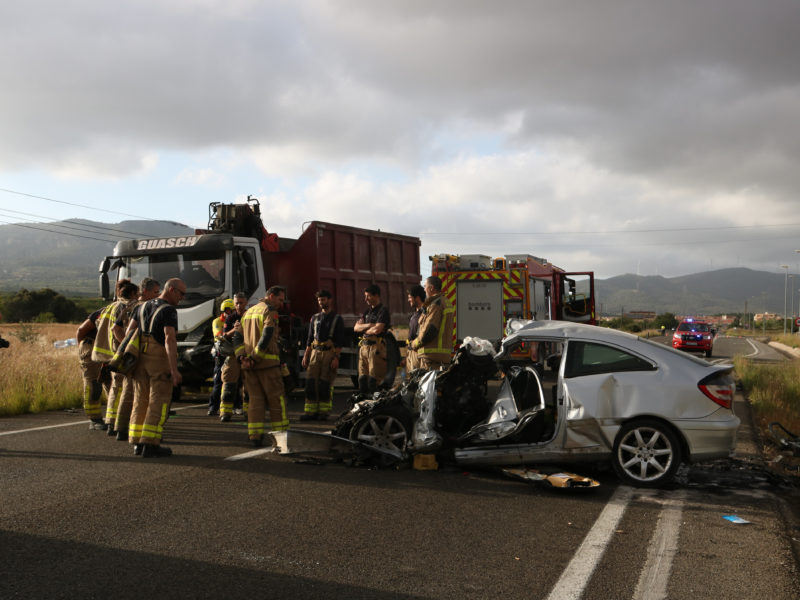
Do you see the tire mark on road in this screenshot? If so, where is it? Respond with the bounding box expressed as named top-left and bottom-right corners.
top-left (633, 490), bottom-right (686, 600)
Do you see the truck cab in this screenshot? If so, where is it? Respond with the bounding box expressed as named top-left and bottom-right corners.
top-left (99, 232), bottom-right (267, 386)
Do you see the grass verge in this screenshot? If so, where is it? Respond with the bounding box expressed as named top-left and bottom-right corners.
top-left (734, 355), bottom-right (800, 448)
top-left (0, 323), bottom-right (83, 416)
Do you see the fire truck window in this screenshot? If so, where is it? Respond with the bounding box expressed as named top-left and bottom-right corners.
top-left (234, 247), bottom-right (258, 297)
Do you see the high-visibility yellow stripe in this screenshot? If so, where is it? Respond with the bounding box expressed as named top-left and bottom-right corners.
top-left (418, 306), bottom-right (455, 355)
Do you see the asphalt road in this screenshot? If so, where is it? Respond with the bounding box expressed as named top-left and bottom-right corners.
top-left (1, 337), bottom-right (798, 599)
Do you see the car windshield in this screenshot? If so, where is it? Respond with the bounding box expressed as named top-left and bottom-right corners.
top-left (118, 251), bottom-right (226, 305)
top-left (677, 322), bottom-right (708, 332)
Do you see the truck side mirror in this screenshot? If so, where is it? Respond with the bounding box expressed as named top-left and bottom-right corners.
top-left (100, 273), bottom-right (110, 300)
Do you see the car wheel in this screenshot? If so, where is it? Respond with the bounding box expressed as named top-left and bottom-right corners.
top-left (705, 348), bottom-right (713, 358)
top-left (349, 408), bottom-right (411, 456)
top-left (612, 419), bottom-right (682, 487)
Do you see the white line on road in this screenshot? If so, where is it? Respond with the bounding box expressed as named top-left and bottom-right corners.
top-left (225, 448), bottom-right (275, 461)
top-left (545, 485), bottom-right (635, 600)
top-left (744, 338), bottom-right (760, 358)
top-left (633, 490), bottom-right (686, 600)
top-left (0, 404), bottom-right (205, 437)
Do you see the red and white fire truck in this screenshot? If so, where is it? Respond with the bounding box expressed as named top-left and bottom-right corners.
top-left (430, 253), bottom-right (596, 345)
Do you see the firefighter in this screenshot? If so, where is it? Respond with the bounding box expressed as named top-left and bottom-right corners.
top-left (92, 279), bottom-right (139, 435)
top-left (76, 308), bottom-right (108, 430)
top-left (127, 278), bottom-right (185, 457)
top-left (208, 298), bottom-right (235, 416)
top-left (111, 277), bottom-right (160, 440)
top-left (354, 284), bottom-right (391, 395)
top-left (404, 284), bottom-right (425, 376)
top-left (300, 289), bottom-right (344, 421)
top-left (410, 276), bottom-right (455, 372)
top-left (237, 285), bottom-right (289, 446)
top-left (219, 293), bottom-right (249, 422)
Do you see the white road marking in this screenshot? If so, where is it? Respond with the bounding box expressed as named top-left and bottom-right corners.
top-left (633, 490), bottom-right (686, 600)
top-left (0, 404), bottom-right (205, 437)
top-left (225, 448), bottom-right (275, 461)
top-left (545, 485), bottom-right (635, 600)
top-left (744, 338), bottom-right (760, 358)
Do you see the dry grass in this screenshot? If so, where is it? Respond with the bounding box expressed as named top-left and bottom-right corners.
top-left (0, 323), bottom-right (84, 416)
top-left (734, 355), bottom-right (800, 444)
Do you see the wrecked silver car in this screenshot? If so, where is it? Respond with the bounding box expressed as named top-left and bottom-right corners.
top-left (277, 320), bottom-right (740, 487)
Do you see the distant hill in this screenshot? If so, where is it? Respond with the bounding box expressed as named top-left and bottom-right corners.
top-left (0, 219), bottom-right (194, 295)
top-left (596, 268), bottom-right (791, 316)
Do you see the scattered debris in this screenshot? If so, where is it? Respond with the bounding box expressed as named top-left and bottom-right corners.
top-left (501, 467), bottom-right (600, 489)
top-left (768, 422), bottom-right (800, 457)
top-left (723, 515), bottom-right (752, 524)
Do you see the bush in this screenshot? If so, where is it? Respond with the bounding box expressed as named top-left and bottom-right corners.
top-left (13, 323), bottom-right (39, 344)
top-left (0, 288), bottom-right (84, 323)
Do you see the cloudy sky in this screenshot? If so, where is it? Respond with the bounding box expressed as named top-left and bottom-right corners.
top-left (1, 0), bottom-right (799, 279)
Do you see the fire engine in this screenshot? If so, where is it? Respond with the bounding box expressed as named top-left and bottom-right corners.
top-left (430, 253), bottom-right (596, 345)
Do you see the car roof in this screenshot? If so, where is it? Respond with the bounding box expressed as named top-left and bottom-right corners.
top-left (503, 320), bottom-right (640, 344)
top-left (501, 320), bottom-right (725, 370)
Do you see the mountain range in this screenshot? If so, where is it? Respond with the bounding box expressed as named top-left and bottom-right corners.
top-left (0, 219), bottom-right (794, 317)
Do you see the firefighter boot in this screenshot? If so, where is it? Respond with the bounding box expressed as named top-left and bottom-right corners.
top-left (219, 382), bottom-right (236, 422)
top-left (317, 381), bottom-right (332, 420)
top-left (301, 379), bottom-right (318, 421)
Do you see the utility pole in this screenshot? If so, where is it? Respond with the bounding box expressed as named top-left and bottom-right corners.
top-left (781, 265), bottom-right (789, 335)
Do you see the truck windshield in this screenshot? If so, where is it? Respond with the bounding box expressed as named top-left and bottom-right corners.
top-left (119, 251), bottom-right (226, 304)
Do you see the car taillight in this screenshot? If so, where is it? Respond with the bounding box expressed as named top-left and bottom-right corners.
top-left (698, 371), bottom-right (734, 409)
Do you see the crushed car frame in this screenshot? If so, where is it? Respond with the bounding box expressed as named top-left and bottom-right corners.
top-left (272, 320), bottom-right (739, 487)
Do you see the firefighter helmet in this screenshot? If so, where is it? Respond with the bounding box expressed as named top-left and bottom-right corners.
top-left (220, 299), bottom-right (235, 312)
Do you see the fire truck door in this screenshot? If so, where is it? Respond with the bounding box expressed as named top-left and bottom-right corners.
top-left (529, 277), bottom-right (551, 320)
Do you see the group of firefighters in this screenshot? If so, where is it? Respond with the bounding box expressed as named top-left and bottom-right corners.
top-left (76, 274), bottom-right (454, 458)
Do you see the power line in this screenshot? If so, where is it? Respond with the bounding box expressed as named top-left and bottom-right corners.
top-left (0, 219), bottom-right (121, 244)
top-left (0, 187), bottom-right (153, 221)
top-left (0, 208), bottom-right (152, 239)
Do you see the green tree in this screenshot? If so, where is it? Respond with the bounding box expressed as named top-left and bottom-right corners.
top-left (654, 312), bottom-right (678, 330)
top-left (0, 288), bottom-right (84, 323)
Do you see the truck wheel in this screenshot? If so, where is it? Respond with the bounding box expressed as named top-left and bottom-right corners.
top-left (612, 419), bottom-right (682, 487)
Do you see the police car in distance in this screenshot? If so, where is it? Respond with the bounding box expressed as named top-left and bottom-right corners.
top-left (672, 318), bottom-right (714, 357)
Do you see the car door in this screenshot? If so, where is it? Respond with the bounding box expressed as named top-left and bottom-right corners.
top-left (559, 340), bottom-right (658, 450)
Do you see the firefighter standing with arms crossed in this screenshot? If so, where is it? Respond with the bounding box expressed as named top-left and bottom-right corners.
top-left (236, 285), bottom-right (289, 447)
top-left (354, 284), bottom-right (391, 395)
top-left (300, 289), bottom-right (344, 421)
top-left (404, 284), bottom-right (425, 376)
top-left (409, 276), bottom-right (455, 372)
